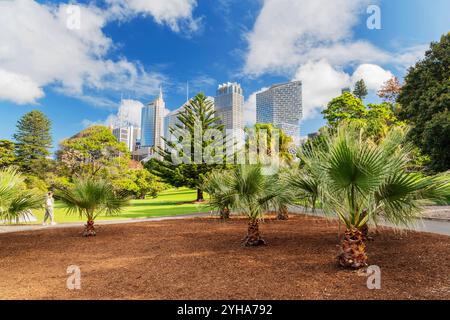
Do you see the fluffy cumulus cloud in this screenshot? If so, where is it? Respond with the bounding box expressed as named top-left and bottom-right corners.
top-left (0, 69), bottom-right (44, 104)
top-left (106, 0), bottom-right (201, 33)
top-left (351, 64), bottom-right (393, 91)
top-left (294, 61), bottom-right (350, 120)
top-left (105, 99), bottom-right (145, 127)
top-left (244, 0), bottom-right (377, 76)
top-left (242, 0), bottom-right (420, 122)
top-left (0, 0), bottom-right (198, 106)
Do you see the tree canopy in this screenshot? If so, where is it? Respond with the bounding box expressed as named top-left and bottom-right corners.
top-left (148, 93), bottom-right (226, 201)
top-left (13, 110), bottom-right (52, 172)
top-left (397, 32), bottom-right (450, 172)
top-left (57, 125), bottom-right (130, 177)
top-left (353, 79), bottom-right (368, 100)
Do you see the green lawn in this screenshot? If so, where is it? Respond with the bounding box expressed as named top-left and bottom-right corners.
top-left (32, 188), bottom-right (210, 224)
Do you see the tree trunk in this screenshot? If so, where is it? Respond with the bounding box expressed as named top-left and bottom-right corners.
top-left (83, 219), bottom-right (96, 237)
top-left (243, 219), bottom-right (266, 246)
top-left (276, 205), bottom-right (289, 220)
top-left (337, 228), bottom-right (368, 269)
top-left (220, 207), bottom-right (230, 220)
top-left (196, 188), bottom-right (204, 202)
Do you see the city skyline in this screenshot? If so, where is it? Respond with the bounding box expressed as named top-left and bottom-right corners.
top-left (1, 0), bottom-right (449, 150)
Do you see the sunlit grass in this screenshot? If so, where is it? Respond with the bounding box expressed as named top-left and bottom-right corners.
top-left (31, 188), bottom-right (209, 224)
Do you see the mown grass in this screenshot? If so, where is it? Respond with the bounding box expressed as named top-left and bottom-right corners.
top-left (31, 188), bottom-right (210, 224)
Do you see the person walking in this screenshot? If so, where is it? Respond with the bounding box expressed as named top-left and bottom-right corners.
top-left (43, 191), bottom-right (56, 226)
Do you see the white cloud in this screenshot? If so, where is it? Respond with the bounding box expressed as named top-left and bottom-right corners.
top-left (243, 0), bottom-right (410, 123)
top-left (294, 60), bottom-right (350, 120)
top-left (351, 64), bottom-right (393, 91)
top-left (243, 87), bottom-right (268, 125)
top-left (0, 69), bottom-right (44, 104)
top-left (244, 0), bottom-right (375, 76)
top-left (106, 0), bottom-right (201, 34)
top-left (0, 0), bottom-right (198, 106)
top-left (105, 99), bottom-right (145, 127)
top-left (245, 60), bottom-right (394, 123)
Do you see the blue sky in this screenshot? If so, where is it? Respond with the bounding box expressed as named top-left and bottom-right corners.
top-left (0, 0), bottom-right (449, 152)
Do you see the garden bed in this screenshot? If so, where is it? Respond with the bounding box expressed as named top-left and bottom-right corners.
top-left (0, 215), bottom-right (449, 299)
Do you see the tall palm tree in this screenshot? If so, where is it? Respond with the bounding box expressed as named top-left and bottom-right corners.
top-left (57, 178), bottom-right (128, 236)
top-left (0, 168), bottom-right (44, 223)
top-left (206, 165), bottom-right (293, 246)
top-left (290, 124), bottom-right (450, 268)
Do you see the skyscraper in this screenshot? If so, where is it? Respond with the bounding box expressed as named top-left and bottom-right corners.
top-left (140, 87), bottom-right (165, 149)
top-left (256, 81), bottom-right (302, 141)
top-left (214, 82), bottom-right (244, 131)
top-left (163, 105), bottom-right (184, 141)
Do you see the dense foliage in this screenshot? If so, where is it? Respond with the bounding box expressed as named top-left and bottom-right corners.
top-left (149, 93), bottom-right (226, 201)
top-left (397, 33), bottom-right (450, 172)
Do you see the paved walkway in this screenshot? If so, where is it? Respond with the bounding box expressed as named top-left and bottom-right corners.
top-left (288, 205), bottom-right (450, 237)
top-left (0, 212), bottom-right (211, 234)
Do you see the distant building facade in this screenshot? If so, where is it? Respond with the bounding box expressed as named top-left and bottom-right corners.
top-left (256, 81), bottom-right (302, 142)
top-left (112, 125), bottom-right (141, 152)
top-left (140, 88), bottom-right (165, 149)
top-left (214, 82), bottom-right (244, 131)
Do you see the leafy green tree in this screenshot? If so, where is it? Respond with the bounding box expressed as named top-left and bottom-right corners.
top-left (0, 168), bottom-right (45, 223)
top-left (57, 125), bottom-right (129, 177)
top-left (114, 169), bottom-right (166, 199)
top-left (397, 33), bottom-right (450, 172)
top-left (245, 123), bottom-right (294, 165)
top-left (422, 110), bottom-right (450, 171)
top-left (57, 178), bottom-right (129, 236)
top-left (13, 110), bottom-right (52, 172)
top-left (0, 140), bottom-right (16, 168)
top-left (290, 124), bottom-right (450, 268)
top-left (149, 93), bottom-right (226, 202)
top-left (353, 79), bottom-right (368, 100)
top-left (322, 93), bottom-right (402, 141)
top-left (322, 92), bottom-right (367, 128)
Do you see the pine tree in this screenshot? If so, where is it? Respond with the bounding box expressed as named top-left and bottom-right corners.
top-left (147, 93), bottom-right (226, 202)
top-left (353, 79), bottom-right (368, 100)
top-left (13, 110), bottom-right (52, 172)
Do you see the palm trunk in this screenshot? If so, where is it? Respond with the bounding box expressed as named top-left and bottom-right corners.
top-left (337, 228), bottom-right (368, 269)
top-left (243, 219), bottom-right (265, 246)
top-left (276, 205), bottom-right (289, 220)
top-left (83, 219), bottom-right (96, 237)
top-left (220, 207), bottom-right (230, 220)
top-left (196, 188), bottom-right (204, 202)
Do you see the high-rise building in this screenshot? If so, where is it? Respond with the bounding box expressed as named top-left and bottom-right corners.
top-left (140, 87), bottom-right (165, 149)
top-left (214, 82), bottom-right (244, 131)
top-left (112, 125), bottom-right (141, 152)
top-left (256, 81), bottom-right (302, 142)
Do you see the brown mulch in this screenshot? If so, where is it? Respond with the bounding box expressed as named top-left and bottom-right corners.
top-left (0, 215), bottom-right (449, 300)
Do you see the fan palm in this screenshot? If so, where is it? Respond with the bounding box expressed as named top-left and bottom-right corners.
top-left (203, 170), bottom-right (233, 219)
top-left (206, 165), bottom-right (293, 246)
top-left (291, 124), bottom-right (450, 268)
top-left (57, 178), bottom-right (129, 236)
top-left (0, 168), bottom-right (44, 223)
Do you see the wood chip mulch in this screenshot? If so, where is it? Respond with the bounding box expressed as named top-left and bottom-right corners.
top-left (0, 215), bottom-right (449, 300)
